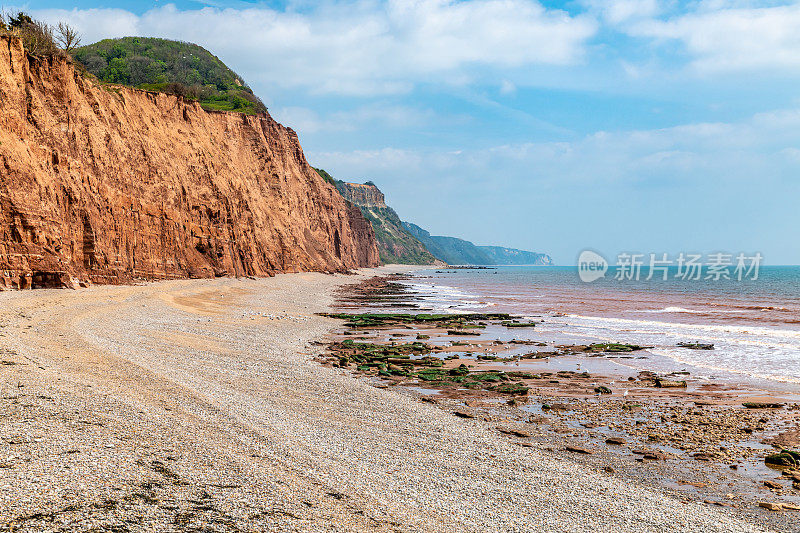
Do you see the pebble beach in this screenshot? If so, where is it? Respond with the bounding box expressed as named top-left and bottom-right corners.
top-left (0, 268), bottom-right (772, 532)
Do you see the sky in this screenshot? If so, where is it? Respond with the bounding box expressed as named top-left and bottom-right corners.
top-left (6, 1), bottom-right (800, 264)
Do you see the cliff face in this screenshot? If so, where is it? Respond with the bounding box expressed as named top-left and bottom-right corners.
top-left (478, 246), bottom-right (553, 266)
top-left (0, 37), bottom-right (378, 289)
top-left (337, 182), bottom-right (387, 208)
top-left (335, 181), bottom-right (436, 265)
top-left (403, 222), bottom-right (552, 266)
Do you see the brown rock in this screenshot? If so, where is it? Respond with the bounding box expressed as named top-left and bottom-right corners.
top-left (496, 427), bottom-right (532, 438)
top-left (453, 410), bottom-right (476, 419)
top-left (785, 471), bottom-right (800, 482)
top-left (632, 449), bottom-right (671, 460)
top-left (758, 502), bottom-right (783, 511)
top-left (0, 36), bottom-right (378, 290)
top-left (764, 480), bottom-right (782, 490)
top-left (605, 437), bottom-right (626, 445)
top-left (565, 445), bottom-right (593, 454)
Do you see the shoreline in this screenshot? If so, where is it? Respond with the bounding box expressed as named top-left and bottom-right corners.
top-left (0, 269), bottom-right (774, 531)
top-left (318, 272), bottom-right (800, 529)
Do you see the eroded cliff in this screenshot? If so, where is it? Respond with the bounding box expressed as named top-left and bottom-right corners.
top-left (337, 182), bottom-right (387, 208)
top-left (0, 36), bottom-right (378, 289)
top-left (335, 180), bottom-right (436, 265)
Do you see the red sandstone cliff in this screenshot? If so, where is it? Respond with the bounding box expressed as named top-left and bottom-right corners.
top-left (0, 36), bottom-right (378, 289)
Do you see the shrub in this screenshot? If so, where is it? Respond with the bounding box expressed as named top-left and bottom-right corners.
top-left (19, 18), bottom-right (57, 56)
top-left (1, 12), bottom-right (60, 57)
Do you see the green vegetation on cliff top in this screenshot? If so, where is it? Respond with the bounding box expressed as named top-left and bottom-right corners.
top-left (73, 37), bottom-right (266, 115)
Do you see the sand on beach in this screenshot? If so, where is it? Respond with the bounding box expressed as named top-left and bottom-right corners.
top-left (0, 268), bottom-right (769, 532)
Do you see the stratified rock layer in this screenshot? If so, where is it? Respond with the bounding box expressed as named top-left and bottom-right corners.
top-left (0, 37), bottom-right (378, 289)
top-left (335, 181), bottom-right (436, 265)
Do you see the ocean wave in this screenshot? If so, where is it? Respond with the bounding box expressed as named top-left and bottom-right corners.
top-left (563, 313), bottom-right (800, 341)
top-left (635, 307), bottom-right (705, 314)
top-left (400, 281), bottom-right (489, 312)
top-left (648, 348), bottom-right (800, 384)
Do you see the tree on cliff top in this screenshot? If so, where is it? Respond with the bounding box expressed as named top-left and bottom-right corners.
top-left (1, 12), bottom-right (56, 56)
top-left (1, 12), bottom-right (80, 56)
top-left (73, 37), bottom-right (266, 116)
top-left (55, 22), bottom-right (81, 53)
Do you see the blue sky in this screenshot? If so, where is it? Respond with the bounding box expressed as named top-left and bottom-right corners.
top-left (9, 1), bottom-right (800, 264)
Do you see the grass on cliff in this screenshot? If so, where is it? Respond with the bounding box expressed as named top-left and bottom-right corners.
top-left (73, 37), bottom-right (266, 116)
top-left (314, 168), bottom-right (338, 186)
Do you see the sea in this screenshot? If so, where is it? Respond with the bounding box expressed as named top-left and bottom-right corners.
top-left (400, 266), bottom-right (800, 388)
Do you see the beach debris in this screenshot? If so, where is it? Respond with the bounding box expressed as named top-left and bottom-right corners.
top-left (677, 342), bottom-right (715, 350)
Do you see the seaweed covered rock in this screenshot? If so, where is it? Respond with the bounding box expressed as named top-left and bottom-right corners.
top-left (766, 450), bottom-right (800, 468)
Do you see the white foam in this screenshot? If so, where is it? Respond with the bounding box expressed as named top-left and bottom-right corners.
top-left (557, 314), bottom-right (800, 381)
top-left (400, 281), bottom-right (487, 313)
top-left (635, 307), bottom-right (704, 314)
top-left (401, 272), bottom-right (800, 383)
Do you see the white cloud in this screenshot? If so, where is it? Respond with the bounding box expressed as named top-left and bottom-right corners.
top-left (33, 1), bottom-right (597, 96)
top-left (271, 104), bottom-right (438, 134)
top-left (629, 3), bottom-right (800, 72)
top-left (499, 79), bottom-right (516, 95)
top-left (581, 0), bottom-right (662, 25)
top-left (314, 106), bottom-right (800, 189)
